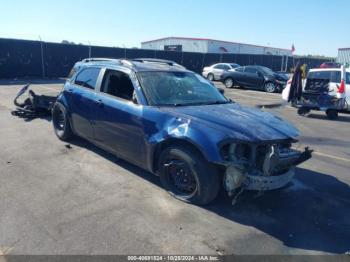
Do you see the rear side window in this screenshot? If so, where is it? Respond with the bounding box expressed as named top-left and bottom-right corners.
top-left (245, 67), bottom-right (258, 74)
top-left (221, 64), bottom-right (230, 70)
top-left (347, 73), bottom-right (350, 84)
top-left (235, 67), bottom-right (244, 72)
top-left (75, 68), bottom-right (100, 89)
top-left (214, 64), bottom-right (224, 69)
top-left (331, 71), bottom-right (341, 83)
top-left (308, 71), bottom-right (331, 80)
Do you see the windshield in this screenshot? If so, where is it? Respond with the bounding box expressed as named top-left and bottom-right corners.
top-left (259, 66), bottom-right (275, 75)
top-left (137, 71), bottom-right (229, 106)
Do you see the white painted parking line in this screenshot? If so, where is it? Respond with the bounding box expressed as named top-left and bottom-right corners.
top-left (314, 151), bottom-right (350, 163)
top-left (229, 90), bottom-right (281, 102)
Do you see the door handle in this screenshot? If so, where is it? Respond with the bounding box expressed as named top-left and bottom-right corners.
top-left (95, 99), bottom-right (104, 107)
top-left (67, 88), bottom-right (74, 93)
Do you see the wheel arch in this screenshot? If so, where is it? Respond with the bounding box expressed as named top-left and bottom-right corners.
top-left (53, 95), bottom-right (75, 134)
top-left (263, 81), bottom-right (277, 92)
top-left (224, 76), bottom-right (234, 86)
top-left (151, 138), bottom-right (211, 175)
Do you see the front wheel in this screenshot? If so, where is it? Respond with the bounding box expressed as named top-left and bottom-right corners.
top-left (52, 102), bottom-right (73, 141)
top-left (158, 145), bottom-right (220, 205)
top-left (326, 109), bottom-right (338, 120)
top-left (297, 107), bottom-right (310, 116)
top-left (224, 77), bottom-right (234, 88)
top-left (264, 82), bottom-right (276, 93)
top-left (207, 73), bottom-right (214, 81)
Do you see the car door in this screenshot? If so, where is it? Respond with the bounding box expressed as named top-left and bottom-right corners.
top-left (212, 64), bottom-right (225, 80)
top-left (93, 69), bottom-right (147, 167)
top-left (243, 67), bottom-right (264, 89)
top-left (330, 70), bottom-right (350, 107)
top-left (346, 72), bottom-right (350, 106)
top-left (231, 67), bottom-right (245, 85)
top-left (328, 70), bottom-right (341, 97)
top-left (68, 67), bottom-right (102, 140)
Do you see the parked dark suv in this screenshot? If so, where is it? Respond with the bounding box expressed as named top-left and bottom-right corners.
top-left (221, 65), bottom-right (288, 92)
top-left (52, 58), bottom-right (311, 205)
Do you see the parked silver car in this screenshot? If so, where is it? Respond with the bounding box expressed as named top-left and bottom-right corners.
top-left (202, 63), bottom-right (240, 81)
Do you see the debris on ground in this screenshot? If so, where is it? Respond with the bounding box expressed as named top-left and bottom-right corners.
top-left (11, 84), bottom-right (57, 120)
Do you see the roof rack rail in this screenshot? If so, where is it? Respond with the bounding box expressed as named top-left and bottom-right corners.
top-left (82, 58), bottom-right (119, 63)
top-left (132, 58), bottom-right (177, 66)
top-left (120, 59), bottom-right (134, 67)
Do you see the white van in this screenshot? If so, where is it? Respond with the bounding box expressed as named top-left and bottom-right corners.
top-left (283, 67), bottom-right (350, 119)
top-left (307, 68), bottom-right (350, 104)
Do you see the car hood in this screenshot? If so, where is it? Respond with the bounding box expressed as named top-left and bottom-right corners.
top-left (160, 103), bottom-right (299, 142)
top-left (273, 73), bottom-right (288, 81)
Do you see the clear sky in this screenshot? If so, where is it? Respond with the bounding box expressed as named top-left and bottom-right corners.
top-left (1, 0), bottom-right (349, 57)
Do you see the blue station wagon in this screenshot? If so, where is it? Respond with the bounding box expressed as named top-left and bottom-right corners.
top-left (52, 58), bottom-right (312, 205)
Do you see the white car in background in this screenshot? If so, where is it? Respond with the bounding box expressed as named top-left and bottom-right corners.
top-left (202, 63), bottom-right (240, 81)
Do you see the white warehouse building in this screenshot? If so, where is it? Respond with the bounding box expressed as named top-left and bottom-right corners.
top-left (141, 37), bottom-right (292, 56)
top-left (337, 48), bottom-right (350, 64)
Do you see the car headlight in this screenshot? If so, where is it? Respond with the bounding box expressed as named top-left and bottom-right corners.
top-left (276, 80), bottom-right (286, 85)
top-left (221, 143), bottom-right (251, 162)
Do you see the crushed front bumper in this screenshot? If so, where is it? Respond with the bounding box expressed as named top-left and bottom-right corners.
top-left (244, 168), bottom-right (295, 190)
top-left (224, 146), bottom-right (313, 193)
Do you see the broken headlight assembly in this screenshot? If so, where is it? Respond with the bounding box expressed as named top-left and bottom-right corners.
top-left (221, 142), bottom-right (252, 194)
top-left (221, 142), bottom-right (251, 163)
top-left (220, 141), bottom-right (313, 195)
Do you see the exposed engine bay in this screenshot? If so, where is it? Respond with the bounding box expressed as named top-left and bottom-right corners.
top-left (221, 141), bottom-right (313, 195)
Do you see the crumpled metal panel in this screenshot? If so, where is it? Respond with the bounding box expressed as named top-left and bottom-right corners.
top-left (244, 169), bottom-right (295, 191)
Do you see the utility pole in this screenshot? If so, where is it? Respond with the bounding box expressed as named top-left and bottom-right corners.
top-left (88, 41), bottom-right (91, 58)
top-left (201, 53), bottom-right (206, 70)
top-left (38, 36), bottom-right (45, 77)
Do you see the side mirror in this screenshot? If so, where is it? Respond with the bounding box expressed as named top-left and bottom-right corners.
top-left (257, 71), bottom-right (263, 77)
top-left (217, 87), bottom-right (225, 95)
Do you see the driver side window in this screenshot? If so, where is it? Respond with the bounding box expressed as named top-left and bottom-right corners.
top-left (101, 70), bottom-right (137, 102)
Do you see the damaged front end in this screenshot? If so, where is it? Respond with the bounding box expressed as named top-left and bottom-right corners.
top-left (220, 140), bottom-right (312, 196)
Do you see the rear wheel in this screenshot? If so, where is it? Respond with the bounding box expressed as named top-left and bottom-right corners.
top-left (326, 109), bottom-right (338, 120)
top-left (264, 82), bottom-right (276, 93)
top-left (207, 73), bottom-right (214, 81)
top-left (52, 102), bottom-right (73, 141)
top-left (158, 145), bottom-right (220, 205)
top-left (297, 107), bottom-right (310, 116)
top-left (224, 77), bottom-right (234, 88)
